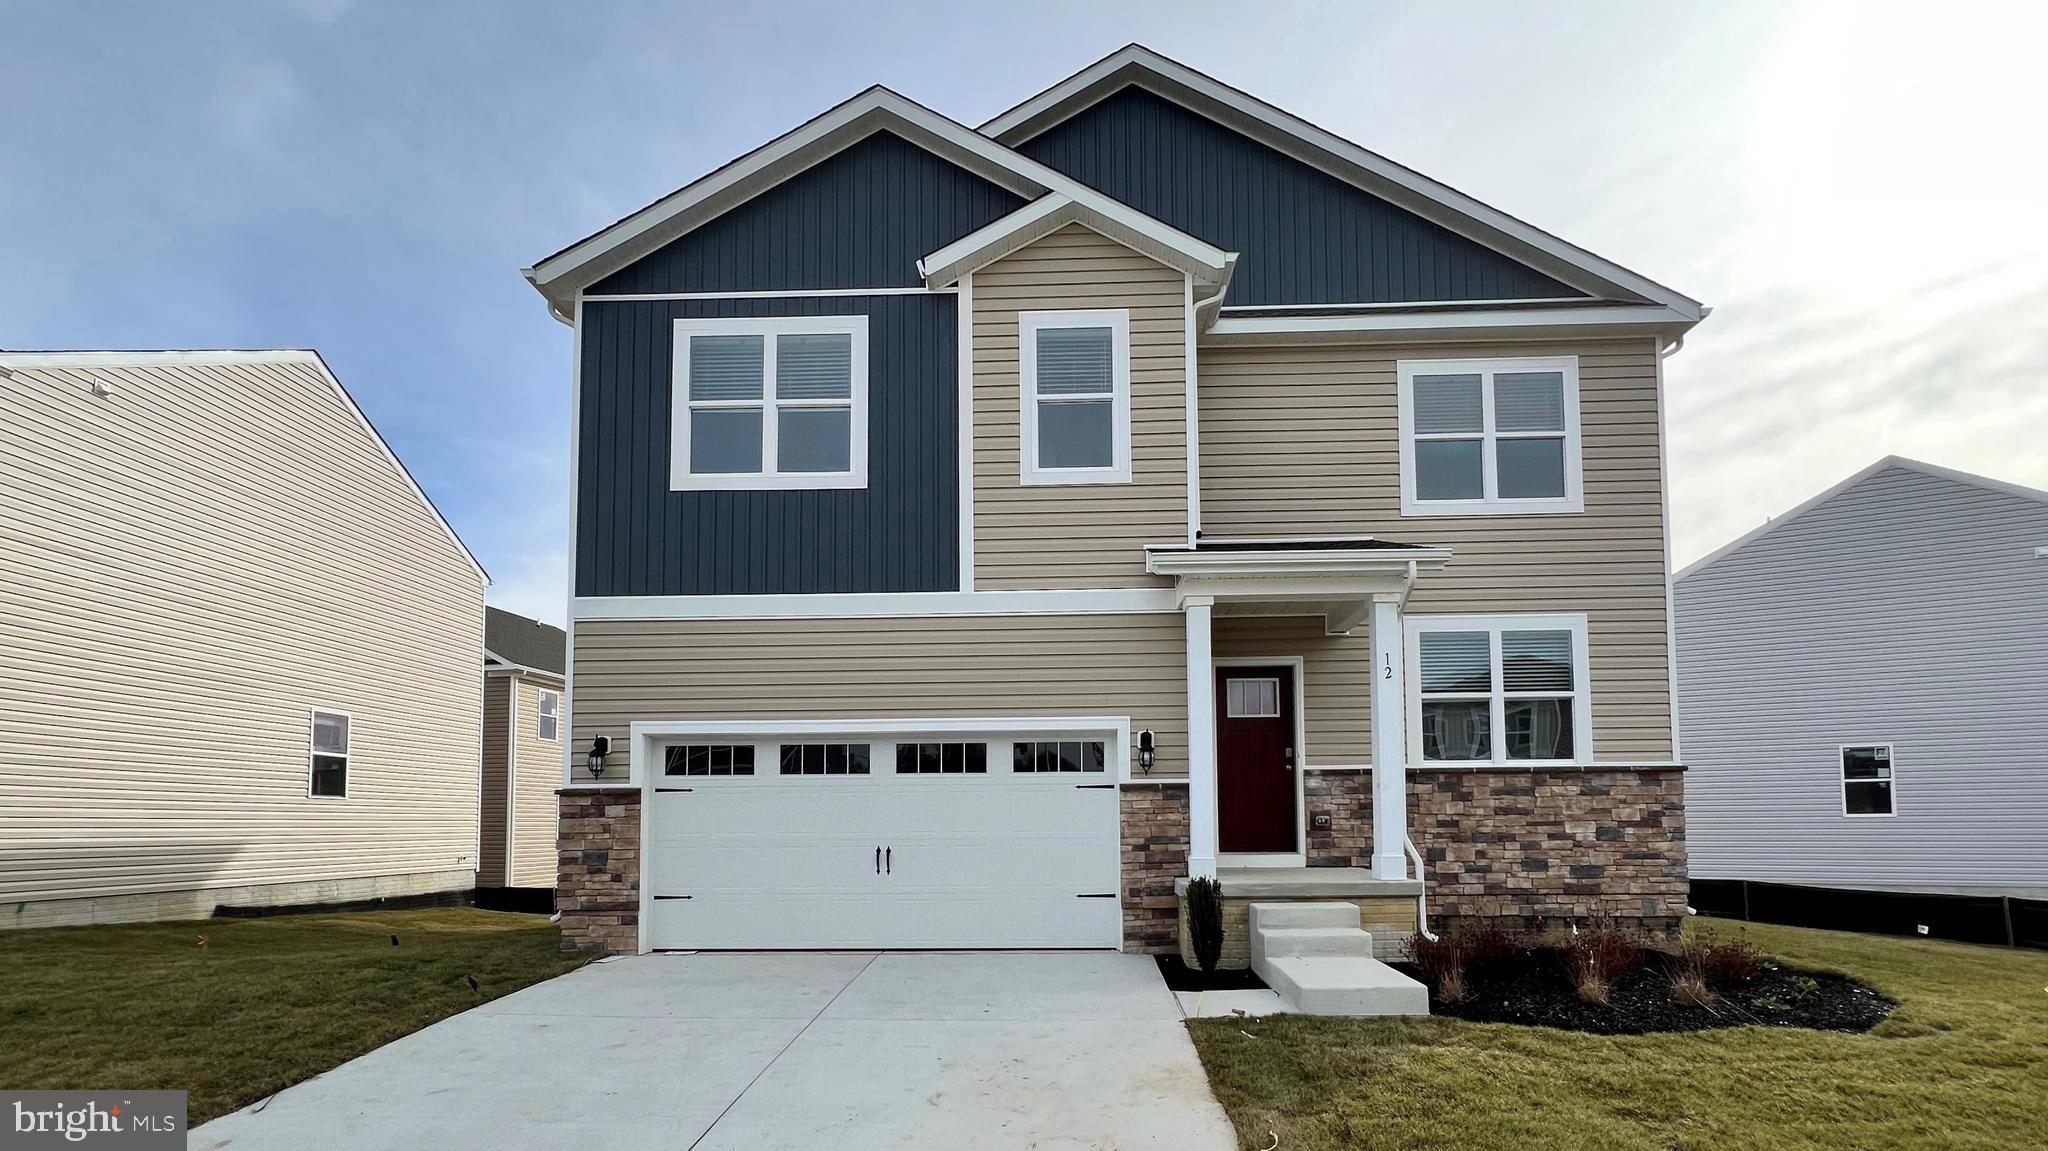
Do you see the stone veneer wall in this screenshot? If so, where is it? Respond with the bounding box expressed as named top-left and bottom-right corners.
top-left (556, 788), bottom-right (641, 954)
top-left (1120, 784), bottom-right (1190, 953)
top-left (1305, 768), bottom-right (1687, 934)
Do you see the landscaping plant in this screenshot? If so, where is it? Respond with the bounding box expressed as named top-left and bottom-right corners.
top-left (1559, 923), bottom-right (1645, 1005)
top-left (1410, 933), bottom-right (1471, 1003)
top-left (1185, 876), bottom-right (1225, 974)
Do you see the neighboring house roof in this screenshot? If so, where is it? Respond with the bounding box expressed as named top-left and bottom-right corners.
top-left (523, 85), bottom-right (1235, 319)
top-left (1676, 455), bottom-right (2048, 583)
top-left (980, 44), bottom-right (1703, 321)
top-left (0, 349), bottom-right (488, 585)
top-left (484, 606), bottom-right (566, 676)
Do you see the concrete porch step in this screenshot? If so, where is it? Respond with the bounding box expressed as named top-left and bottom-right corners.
top-left (1256, 955), bottom-right (1431, 1016)
top-left (1247, 901), bottom-right (1360, 931)
top-left (1253, 926), bottom-right (1376, 959)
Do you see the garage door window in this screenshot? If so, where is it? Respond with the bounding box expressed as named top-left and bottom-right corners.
top-left (1014, 740), bottom-right (1106, 773)
top-left (780, 743), bottom-right (871, 775)
top-left (666, 744), bottom-right (755, 776)
top-left (895, 742), bottom-right (989, 774)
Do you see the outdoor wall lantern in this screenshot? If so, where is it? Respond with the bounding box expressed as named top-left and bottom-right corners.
top-left (1137, 729), bottom-right (1156, 774)
top-left (587, 735), bottom-right (610, 779)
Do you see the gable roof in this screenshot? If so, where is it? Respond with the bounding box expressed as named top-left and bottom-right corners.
top-left (484, 606), bottom-right (565, 675)
top-left (981, 45), bottom-right (1702, 320)
top-left (523, 85), bottom-right (1239, 318)
top-left (1676, 456), bottom-right (2048, 583)
top-left (916, 191), bottom-right (1234, 292)
top-left (0, 349), bottom-right (487, 585)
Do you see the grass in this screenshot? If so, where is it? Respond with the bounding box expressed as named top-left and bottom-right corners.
top-left (1187, 920), bottom-right (2048, 1151)
top-left (0, 908), bottom-right (589, 1124)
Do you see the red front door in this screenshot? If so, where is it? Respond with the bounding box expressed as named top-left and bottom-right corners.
top-left (1216, 666), bottom-right (1297, 853)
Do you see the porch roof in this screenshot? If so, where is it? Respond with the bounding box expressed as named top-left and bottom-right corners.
top-left (1144, 537), bottom-right (1452, 634)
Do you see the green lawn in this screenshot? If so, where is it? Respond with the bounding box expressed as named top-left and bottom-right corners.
top-left (0, 908), bottom-right (588, 1124)
top-left (1188, 920), bottom-right (2048, 1151)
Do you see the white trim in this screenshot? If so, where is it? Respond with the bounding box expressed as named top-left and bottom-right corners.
top-left (1655, 336), bottom-right (1682, 762)
top-left (307, 707), bottom-right (351, 800)
top-left (1205, 304), bottom-right (1698, 344)
top-left (1397, 356), bottom-right (1584, 517)
top-left (563, 296), bottom-right (583, 788)
top-left (916, 193), bottom-right (1233, 289)
top-left (669, 315), bottom-right (870, 492)
top-left (1215, 655), bottom-right (1309, 860)
top-left (1220, 297), bottom-right (1592, 314)
top-left (504, 676), bottom-right (519, 884)
top-left (537, 688), bottom-right (562, 743)
top-left (1839, 743), bottom-right (1899, 819)
top-left (573, 588), bottom-right (1180, 621)
top-left (1677, 456), bottom-right (2048, 582)
top-left (1018, 308), bottom-right (1132, 486)
top-left (1183, 274), bottom-right (1201, 545)
top-left (1369, 598), bottom-right (1407, 879)
top-left (583, 287), bottom-right (949, 302)
top-left (1184, 600), bottom-right (1218, 880)
top-left (979, 46), bottom-right (1702, 316)
top-left (957, 273), bottom-right (976, 591)
top-left (1403, 613), bottom-right (1594, 768)
top-left (1145, 546), bottom-right (1453, 577)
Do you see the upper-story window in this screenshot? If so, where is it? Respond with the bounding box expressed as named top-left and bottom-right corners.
top-left (1019, 309), bottom-right (1130, 486)
top-left (1397, 356), bottom-right (1582, 516)
top-left (670, 315), bottom-right (868, 491)
top-left (536, 690), bottom-right (560, 742)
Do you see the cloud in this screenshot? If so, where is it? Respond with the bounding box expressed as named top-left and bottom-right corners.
top-left (210, 57), bottom-right (303, 151)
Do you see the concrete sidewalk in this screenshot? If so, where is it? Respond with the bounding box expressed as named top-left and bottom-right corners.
top-left (193, 951), bottom-right (1238, 1150)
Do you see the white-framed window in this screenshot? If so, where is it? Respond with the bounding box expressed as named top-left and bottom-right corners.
top-left (537, 690), bottom-right (560, 742)
top-left (669, 315), bottom-right (868, 491)
top-left (1397, 356), bottom-right (1583, 515)
top-left (308, 709), bottom-right (349, 798)
top-left (1841, 744), bottom-right (1896, 817)
top-left (1225, 677), bottom-right (1282, 718)
top-left (1405, 614), bottom-right (1592, 765)
top-left (1019, 309), bottom-right (1131, 486)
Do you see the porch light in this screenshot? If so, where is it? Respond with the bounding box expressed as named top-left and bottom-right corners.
top-left (587, 735), bottom-right (610, 779)
top-left (1137, 730), bottom-right (1156, 773)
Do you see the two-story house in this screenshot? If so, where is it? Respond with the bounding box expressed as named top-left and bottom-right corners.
top-left (526, 46), bottom-right (1700, 968)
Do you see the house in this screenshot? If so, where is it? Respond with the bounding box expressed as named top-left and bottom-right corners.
top-left (1677, 457), bottom-right (2048, 944)
top-left (524, 45), bottom-right (1701, 974)
top-left (0, 350), bottom-right (488, 928)
top-left (479, 607), bottom-right (565, 902)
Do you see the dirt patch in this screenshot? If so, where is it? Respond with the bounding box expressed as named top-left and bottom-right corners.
top-left (1155, 954), bottom-right (1270, 992)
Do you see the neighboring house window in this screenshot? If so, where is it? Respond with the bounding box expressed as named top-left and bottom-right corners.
top-left (1406, 615), bottom-right (1592, 764)
top-left (1397, 356), bottom-right (1583, 515)
top-left (669, 315), bottom-right (868, 491)
top-left (895, 742), bottom-right (989, 774)
top-left (665, 744), bottom-right (755, 776)
top-left (779, 743), bottom-right (872, 775)
top-left (1841, 745), bottom-right (1895, 816)
top-left (1013, 740), bottom-right (1107, 773)
top-left (309, 710), bottom-right (349, 798)
top-left (1019, 309), bottom-right (1131, 485)
top-left (536, 690), bottom-right (560, 742)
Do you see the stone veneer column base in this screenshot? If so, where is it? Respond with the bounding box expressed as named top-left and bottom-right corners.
top-left (1306, 767), bottom-right (1688, 936)
top-left (556, 787), bottom-right (642, 954)
top-left (1120, 784), bottom-right (1190, 953)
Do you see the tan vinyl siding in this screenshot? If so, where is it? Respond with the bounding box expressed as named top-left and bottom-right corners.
top-left (973, 224), bottom-right (1188, 589)
top-left (1199, 338), bottom-right (1672, 761)
top-left (479, 677), bottom-right (512, 886)
top-left (0, 358), bottom-right (485, 910)
top-left (1214, 615), bottom-right (1374, 766)
top-left (511, 675), bottom-right (563, 887)
top-left (572, 613), bottom-right (1189, 780)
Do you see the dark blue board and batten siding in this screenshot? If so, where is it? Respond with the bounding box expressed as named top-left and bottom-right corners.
top-left (579, 295), bottom-right (958, 596)
top-left (577, 130), bottom-right (1024, 596)
top-left (1017, 86), bottom-right (1584, 307)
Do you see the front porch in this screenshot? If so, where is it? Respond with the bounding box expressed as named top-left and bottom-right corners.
top-left (1175, 868), bottom-right (1424, 967)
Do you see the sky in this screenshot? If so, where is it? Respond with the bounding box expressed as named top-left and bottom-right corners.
top-left (7, 1), bottom-right (2045, 625)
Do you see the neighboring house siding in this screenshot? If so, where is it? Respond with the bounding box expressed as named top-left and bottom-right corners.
top-left (578, 293), bottom-right (959, 595)
top-left (510, 675), bottom-right (561, 888)
top-left (1677, 465), bottom-right (2048, 894)
top-left (589, 130), bottom-right (1024, 294)
top-left (570, 613), bottom-right (1189, 781)
top-left (1017, 86), bottom-right (1584, 307)
top-left (480, 677), bottom-right (512, 887)
top-left (1215, 616), bottom-right (1373, 766)
top-left (972, 225), bottom-right (1187, 589)
top-left (1199, 337), bottom-right (1672, 761)
top-left (0, 360), bottom-right (485, 911)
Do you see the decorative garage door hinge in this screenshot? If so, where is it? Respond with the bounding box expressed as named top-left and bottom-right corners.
top-left (1075, 893), bottom-right (1117, 899)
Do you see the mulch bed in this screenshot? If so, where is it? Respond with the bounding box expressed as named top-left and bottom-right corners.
top-left (1394, 951), bottom-right (1894, 1035)
top-left (1155, 954), bottom-right (1270, 992)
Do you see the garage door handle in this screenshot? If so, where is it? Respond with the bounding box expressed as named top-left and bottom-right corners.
top-left (885, 847), bottom-right (892, 875)
top-left (875, 846), bottom-right (881, 875)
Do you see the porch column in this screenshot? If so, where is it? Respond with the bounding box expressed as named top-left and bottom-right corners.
top-left (1184, 595), bottom-right (1218, 880)
top-left (1369, 594), bottom-right (1408, 880)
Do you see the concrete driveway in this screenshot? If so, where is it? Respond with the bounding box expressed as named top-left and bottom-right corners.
top-left (194, 951), bottom-right (1238, 1150)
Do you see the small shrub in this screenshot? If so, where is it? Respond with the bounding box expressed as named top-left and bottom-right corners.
top-left (1185, 876), bottom-right (1224, 974)
top-left (1560, 924), bottom-right (1643, 1006)
top-left (1699, 938), bottom-right (1763, 985)
top-left (1785, 974), bottom-right (1821, 1005)
top-left (1570, 963), bottom-right (1611, 1005)
top-left (1460, 924), bottom-right (1528, 968)
top-left (1750, 994), bottom-right (1787, 1011)
top-left (1671, 970), bottom-right (1715, 1007)
top-left (1410, 933), bottom-right (1469, 1000)
top-left (1438, 963), bottom-right (1470, 1005)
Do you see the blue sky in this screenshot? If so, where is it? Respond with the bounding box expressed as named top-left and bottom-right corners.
top-left (8, 1), bottom-right (2045, 624)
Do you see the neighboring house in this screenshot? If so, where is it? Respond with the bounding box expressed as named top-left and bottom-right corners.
top-left (1677, 457), bottom-right (2048, 937)
top-left (525, 45), bottom-right (1702, 968)
top-left (480, 607), bottom-right (565, 895)
top-left (0, 350), bottom-right (488, 929)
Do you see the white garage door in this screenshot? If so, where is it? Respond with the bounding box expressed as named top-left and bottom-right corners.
top-left (645, 733), bottom-right (1122, 950)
